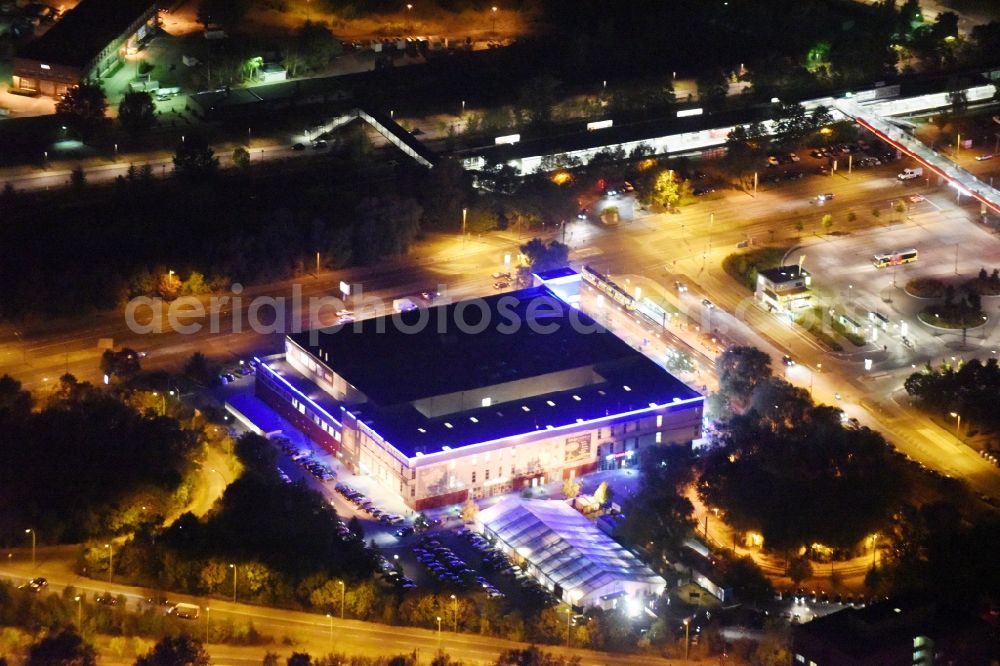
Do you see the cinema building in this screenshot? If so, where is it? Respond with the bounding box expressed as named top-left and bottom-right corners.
top-left (253, 270), bottom-right (703, 510)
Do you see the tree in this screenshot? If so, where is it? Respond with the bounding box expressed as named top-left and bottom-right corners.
top-left (291, 21), bottom-right (344, 75)
top-left (519, 238), bottom-right (569, 272)
top-left (55, 84), bottom-right (107, 140)
top-left (696, 69), bottom-right (729, 111)
top-left (118, 91), bottom-right (157, 135)
top-left (100, 348), bottom-right (142, 381)
top-left (27, 628), bottom-right (96, 666)
top-left (233, 146), bottom-right (251, 169)
top-left (715, 346), bottom-right (773, 411)
top-left (494, 646), bottom-right (580, 666)
top-left (173, 135), bottom-right (219, 180)
top-left (286, 655), bottom-right (311, 666)
top-left (70, 165), bottom-right (87, 192)
top-left (351, 196), bottom-right (422, 265)
top-left (562, 478), bottom-right (581, 499)
top-left (593, 481), bottom-right (611, 506)
top-left (787, 557), bottom-right (813, 586)
top-left (135, 635), bottom-right (210, 666)
top-left (196, 0), bottom-right (248, 29)
top-left (649, 169), bottom-right (683, 210)
top-left (420, 158), bottom-right (469, 230)
top-left (184, 351), bottom-right (216, 386)
top-left (821, 213), bottom-right (833, 233)
top-left (517, 75), bottom-right (560, 126)
top-left (461, 497), bottom-right (479, 523)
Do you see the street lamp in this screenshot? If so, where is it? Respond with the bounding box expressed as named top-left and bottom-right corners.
top-left (450, 594), bottom-right (458, 632)
top-left (949, 411), bottom-right (962, 438)
top-left (25, 529), bottom-right (35, 569)
top-left (436, 616), bottom-right (442, 640)
top-left (683, 617), bottom-right (691, 660)
top-left (326, 613), bottom-right (333, 650)
top-left (565, 607), bottom-right (572, 647)
top-left (491, 5), bottom-right (498, 32)
top-left (105, 543), bottom-right (113, 583)
top-left (75, 595), bottom-right (82, 629)
top-left (229, 563), bottom-right (237, 603)
top-left (338, 580), bottom-right (345, 619)
top-left (206, 607), bottom-right (211, 643)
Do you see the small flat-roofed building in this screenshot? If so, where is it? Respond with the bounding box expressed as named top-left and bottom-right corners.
top-left (755, 264), bottom-right (812, 313)
top-left (254, 270), bottom-right (703, 509)
top-left (792, 596), bottom-right (998, 665)
top-left (476, 497), bottom-right (666, 608)
top-left (12, 0), bottom-right (157, 97)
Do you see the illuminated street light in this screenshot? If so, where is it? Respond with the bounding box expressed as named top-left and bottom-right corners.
top-left (683, 617), bottom-right (690, 660)
top-left (450, 593), bottom-right (458, 632)
top-left (338, 580), bottom-right (345, 618)
top-left (436, 616), bottom-right (442, 640)
top-left (105, 543), bottom-right (113, 583)
top-left (75, 595), bottom-right (82, 628)
top-left (25, 529), bottom-right (35, 568)
top-left (949, 411), bottom-right (961, 438)
top-left (229, 563), bottom-right (237, 602)
top-left (491, 5), bottom-right (498, 32)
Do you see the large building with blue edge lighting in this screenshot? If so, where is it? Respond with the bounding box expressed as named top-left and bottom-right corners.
top-left (254, 269), bottom-right (703, 510)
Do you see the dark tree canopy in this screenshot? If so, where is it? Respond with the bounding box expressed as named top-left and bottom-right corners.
top-left (134, 635), bottom-right (210, 666)
top-left (0, 376), bottom-right (195, 543)
top-left (699, 380), bottom-right (906, 550)
top-left (173, 135), bottom-right (220, 180)
top-left (715, 346), bottom-right (773, 412)
top-left (55, 84), bottom-right (107, 140)
top-left (27, 628), bottom-right (96, 666)
top-left (519, 238), bottom-right (569, 273)
top-left (118, 91), bottom-right (157, 135)
top-left (620, 445), bottom-right (696, 557)
top-left (905, 358), bottom-right (1000, 431)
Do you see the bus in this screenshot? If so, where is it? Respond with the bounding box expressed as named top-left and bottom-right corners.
top-left (872, 249), bottom-right (918, 268)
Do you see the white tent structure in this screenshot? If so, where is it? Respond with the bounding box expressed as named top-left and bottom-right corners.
top-left (476, 498), bottom-right (666, 609)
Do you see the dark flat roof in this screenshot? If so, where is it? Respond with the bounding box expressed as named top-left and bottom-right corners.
top-left (758, 265), bottom-right (809, 283)
top-left (16, 0), bottom-right (154, 69)
top-left (355, 356), bottom-right (700, 457)
top-left (286, 285), bottom-right (701, 457)
top-left (290, 286), bottom-right (645, 406)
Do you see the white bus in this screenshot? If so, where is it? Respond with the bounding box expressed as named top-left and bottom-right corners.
top-left (872, 249), bottom-right (918, 268)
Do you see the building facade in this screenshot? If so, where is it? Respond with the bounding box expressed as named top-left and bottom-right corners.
top-left (755, 265), bottom-right (812, 313)
top-left (254, 275), bottom-right (704, 510)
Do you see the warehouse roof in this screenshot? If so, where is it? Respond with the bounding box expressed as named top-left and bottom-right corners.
top-left (16, 0), bottom-right (154, 70)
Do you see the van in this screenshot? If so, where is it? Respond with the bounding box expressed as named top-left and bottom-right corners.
top-left (168, 602), bottom-right (200, 620)
top-left (897, 167), bottom-right (923, 180)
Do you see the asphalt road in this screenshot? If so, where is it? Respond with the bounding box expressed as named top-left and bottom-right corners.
top-left (2, 144), bottom-right (1000, 499)
top-left (0, 559), bottom-right (690, 666)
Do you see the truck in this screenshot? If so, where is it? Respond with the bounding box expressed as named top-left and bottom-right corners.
top-left (897, 167), bottom-right (924, 180)
top-left (392, 298), bottom-right (418, 313)
top-left (167, 602), bottom-right (200, 619)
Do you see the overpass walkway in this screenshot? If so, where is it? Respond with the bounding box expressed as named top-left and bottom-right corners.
top-left (833, 97), bottom-right (1000, 215)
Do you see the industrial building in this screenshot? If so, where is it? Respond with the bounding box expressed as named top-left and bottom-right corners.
top-left (792, 596), bottom-right (997, 665)
top-left (254, 269), bottom-right (703, 509)
top-left (11, 0), bottom-right (157, 96)
top-left (476, 497), bottom-right (666, 608)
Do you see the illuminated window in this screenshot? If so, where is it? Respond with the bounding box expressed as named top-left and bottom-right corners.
top-left (656, 415), bottom-right (663, 427)
top-left (521, 405), bottom-right (531, 412)
top-left (546, 400), bottom-right (555, 406)
top-left (481, 397), bottom-right (492, 407)
top-left (655, 432), bottom-right (662, 443)
top-left (470, 416), bottom-right (479, 423)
